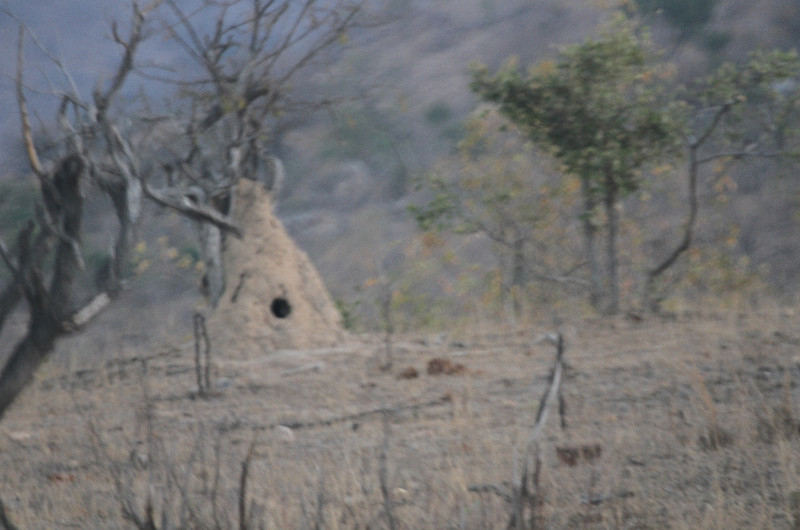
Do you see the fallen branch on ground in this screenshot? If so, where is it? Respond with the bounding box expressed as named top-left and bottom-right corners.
top-left (271, 396), bottom-right (452, 431)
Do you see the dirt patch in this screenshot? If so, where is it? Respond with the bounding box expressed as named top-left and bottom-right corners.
top-left (426, 357), bottom-right (467, 375)
top-left (398, 366), bottom-right (419, 379)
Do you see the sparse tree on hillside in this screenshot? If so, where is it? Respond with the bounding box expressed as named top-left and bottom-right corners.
top-left (471, 18), bottom-right (683, 314)
top-left (641, 49), bottom-right (800, 310)
top-left (0, 0), bottom-right (374, 421)
top-left (410, 108), bottom-right (584, 318)
top-left (471, 16), bottom-right (800, 315)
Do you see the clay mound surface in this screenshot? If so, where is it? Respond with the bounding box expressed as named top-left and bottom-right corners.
top-left (207, 179), bottom-right (345, 357)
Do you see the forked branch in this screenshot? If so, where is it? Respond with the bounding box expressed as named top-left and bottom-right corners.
top-left (143, 182), bottom-right (243, 238)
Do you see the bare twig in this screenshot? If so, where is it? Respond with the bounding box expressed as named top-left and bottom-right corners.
top-left (280, 362), bottom-right (325, 376)
top-left (314, 468), bottom-right (327, 530)
top-left (69, 293), bottom-right (112, 328)
top-left (16, 25), bottom-right (44, 178)
top-left (509, 444), bottom-right (526, 530)
top-left (528, 333), bottom-right (565, 445)
top-left (581, 490), bottom-right (634, 505)
top-left (193, 311), bottom-right (212, 395)
top-left (94, 2), bottom-right (163, 113)
top-left (467, 483), bottom-right (513, 503)
top-left (78, 397), bottom-right (152, 530)
top-left (238, 433), bottom-right (258, 530)
top-left (273, 396), bottom-right (450, 431)
top-left (210, 436), bottom-right (225, 529)
top-left (143, 182), bottom-right (243, 238)
top-left (379, 413), bottom-right (398, 530)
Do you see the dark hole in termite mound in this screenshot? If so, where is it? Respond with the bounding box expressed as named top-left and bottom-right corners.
top-left (271, 297), bottom-right (292, 319)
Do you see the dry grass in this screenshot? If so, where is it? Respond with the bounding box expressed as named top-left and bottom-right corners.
top-left (0, 310), bottom-right (799, 528)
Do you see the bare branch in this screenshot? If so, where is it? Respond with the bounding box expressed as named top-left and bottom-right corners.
top-left (163, 0), bottom-right (215, 76)
top-left (467, 483), bottom-right (513, 503)
top-left (270, 2), bottom-right (363, 91)
top-left (687, 102), bottom-right (733, 150)
top-left (529, 270), bottom-right (590, 288)
top-left (695, 148), bottom-right (782, 165)
top-left (272, 396), bottom-right (451, 431)
top-left (69, 293), bottom-right (112, 329)
top-left (528, 333), bottom-right (565, 445)
top-left (379, 412), bottom-right (398, 530)
top-left (143, 182), bottom-right (244, 238)
top-left (16, 25), bottom-right (44, 177)
top-left (0, 238), bottom-right (18, 278)
top-left (643, 97), bottom-right (788, 310)
top-left (8, 8), bottom-right (83, 101)
top-left (96, 1), bottom-right (163, 112)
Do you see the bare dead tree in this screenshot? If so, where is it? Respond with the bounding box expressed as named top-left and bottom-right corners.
top-left (0, 3), bottom-right (164, 421)
top-left (0, 0), bottom-right (378, 421)
top-left (138, 0), bottom-right (373, 307)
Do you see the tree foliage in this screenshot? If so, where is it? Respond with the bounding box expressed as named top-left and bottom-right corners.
top-left (471, 18), bottom-right (684, 314)
top-left (410, 108), bottom-right (583, 318)
top-left (467, 16), bottom-right (800, 315)
top-left (640, 48), bottom-right (800, 311)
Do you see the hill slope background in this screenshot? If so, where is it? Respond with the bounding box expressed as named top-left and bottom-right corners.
top-left (0, 0), bottom-right (799, 350)
top-left (277, 0), bottom-right (800, 328)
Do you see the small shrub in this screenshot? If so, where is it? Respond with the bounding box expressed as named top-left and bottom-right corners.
top-left (334, 298), bottom-right (360, 331)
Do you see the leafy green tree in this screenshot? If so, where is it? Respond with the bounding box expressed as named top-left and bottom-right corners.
top-left (472, 16), bottom-right (800, 314)
top-left (471, 18), bottom-right (683, 314)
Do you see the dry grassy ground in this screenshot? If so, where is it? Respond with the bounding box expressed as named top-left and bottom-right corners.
top-left (1, 311), bottom-right (799, 529)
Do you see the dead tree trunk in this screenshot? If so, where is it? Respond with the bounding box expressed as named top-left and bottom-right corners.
top-left (0, 155), bottom-right (85, 419)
